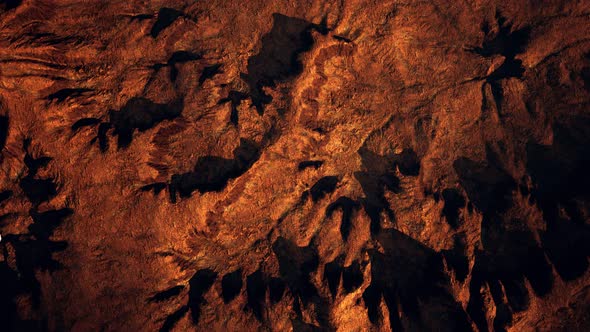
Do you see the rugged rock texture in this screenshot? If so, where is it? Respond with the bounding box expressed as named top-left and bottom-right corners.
top-left (1, 0), bottom-right (590, 331)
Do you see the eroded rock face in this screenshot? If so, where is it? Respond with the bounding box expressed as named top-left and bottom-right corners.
top-left (0, 1), bottom-right (589, 331)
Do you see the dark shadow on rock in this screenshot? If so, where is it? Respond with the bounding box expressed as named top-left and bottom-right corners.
top-left (246, 269), bottom-right (266, 321)
top-left (71, 117), bottom-right (101, 132)
top-left (273, 237), bottom-right (331, 328)
top-left (355, 149), bottom-right (401, 234)
top-left (470, 12), bottom-right (530, 113)
top-left (0, 115), bottom-right (8, 153)
top-left (441, 234), bottom-right (469, 282)
top-left (243, 14), bottom-right (326, 115)
top-left (441, 188), bottom-right (466, 229)
top-left (19, 141), bottom-right (57, 205)
top-left (129, 13), bottom-right (154, 21)
top-left (92, 122), bottom-right (109, 152)
top-left (140, 182), bottom-right (167, 196)
top-left (0, 259), bottom-right (20, 330)
top-left (297, 160), bottom-right (323, 171)
top-left (1, 0), bottom-right (22, 11)
top-left (45, 88), bottom-right (93, 103)
top-left (326, 196), bottom-right (360, 241)
top-left (272, 237), bottom-right (319, 305)
top-left (393, 148), bottom-right (420, 176)
top-left (153, 51), bottom-right (202, 82)
top-left (1, 140), bottom-right (72, 331)
top-left (169, 139), bottom-right (260, 202)
top-left (221, 269), bottom-right (242, 303)
top-left (269, 277), bottom-right (286, 304)
top-left (309, 176), bottom-right (339, 202)
top-left (291, 318), bottom-right (324, 332)
top-left (471, 13), bottom-right (530, 59)
top-left (159, 305), bottom-right (188, 332)
top-left (0, 190), bottom-right (12, 205)
top-left (454, 147), bottom-right (555, 332)
top-left (342, 261), bottom-right (363, 294)
top-left (526, 116), bottom-right (590, 281)
top-left (363, 229), bottom-right (472, 331)
top-left (323, 255), bottom-right (344, 298)
top-left (2, 208), bottom-right (71, 310)
top-left (109, 97), bottom-right (183, 149)
top-left (453, 155), bottom-right (515, 215)
top-left (149, 285), bottom-right (185, 303)
top-left (218, 90), bottom-right (248, 126)
top-left (188, 269), bottom-right (217, 324)
top-left (150, 8), bottom-right (184, 38)
top-left (199, 64), bottom-right (222, 85)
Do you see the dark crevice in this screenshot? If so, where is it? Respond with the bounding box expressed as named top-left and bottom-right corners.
top-left (167, 51), bottom-right (201, 64)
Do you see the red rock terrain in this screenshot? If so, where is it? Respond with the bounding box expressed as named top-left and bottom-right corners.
top-left (1, 0), bottom-right (590, 331)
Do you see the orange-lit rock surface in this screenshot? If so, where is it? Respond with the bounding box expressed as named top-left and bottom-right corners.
top-left (1, 0), bottom-right (590, 331)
